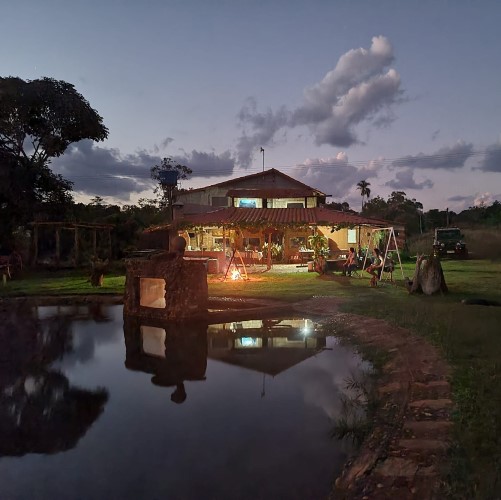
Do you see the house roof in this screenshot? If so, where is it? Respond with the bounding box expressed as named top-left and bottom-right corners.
top-left (207, 348), bottom-right (321, 376)
top-left (226, 188), bottom-right (322, 198)
top-left (180, 168), bottom-right (327, 196)
top-left (181, 207), bottom-right (389, 226)
top-left (144, 207), bottom-right (391, 232)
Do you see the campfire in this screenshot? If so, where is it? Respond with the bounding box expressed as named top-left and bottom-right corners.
top-left (231, 267), bottom-right (242, 280)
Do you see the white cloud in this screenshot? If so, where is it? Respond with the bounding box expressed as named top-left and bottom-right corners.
top-left (473, 192), bottom-right (495, 206)
top-left (236, 36), bottom-right (403, 167)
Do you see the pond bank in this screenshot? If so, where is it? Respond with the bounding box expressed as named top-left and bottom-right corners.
top-left (292, 297), bottom-right (452, 499)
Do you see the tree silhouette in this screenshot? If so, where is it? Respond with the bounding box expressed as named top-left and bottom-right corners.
top-left (0, 76), bottom-right (108, 244)
top-left (356, 180), bottom-right (371, 211)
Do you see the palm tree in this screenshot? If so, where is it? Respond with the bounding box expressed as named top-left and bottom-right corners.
top-left (356, 180), bottom-right (371, 211)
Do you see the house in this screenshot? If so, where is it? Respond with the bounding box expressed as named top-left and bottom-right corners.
top-left (143, 168), bottom-right (402, 271)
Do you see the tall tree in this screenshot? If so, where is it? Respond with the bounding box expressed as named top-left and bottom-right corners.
top-left (356, 180), bottom-right (371, 211)
top-left (151, 157), bottom-right (192, 220)
top-left (0, 77), bottom-right (108, 246)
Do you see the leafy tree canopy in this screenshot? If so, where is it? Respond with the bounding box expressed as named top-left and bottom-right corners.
top-left (151, 157), bottom-right (192, 213)
top-left (0, 77), bottom-right (108, 164)
top-left (0, 76), bottom-right (108, 248)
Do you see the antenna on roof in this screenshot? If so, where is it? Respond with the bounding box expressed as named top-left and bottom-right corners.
top-left (260, 147), bottom-right (265, 172)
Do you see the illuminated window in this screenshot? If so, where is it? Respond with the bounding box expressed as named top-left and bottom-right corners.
top-left (238, 199), bottom-right (257, 208)
top-left (235, 337), bottom-right (262, 348)
top-left (347, 229), bottom-right (357, 243)
top-left (140, 278), bottom-right (166, 308)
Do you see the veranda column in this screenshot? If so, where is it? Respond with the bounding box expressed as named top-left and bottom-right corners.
top-left (267, 231), bottom-right (272, 270)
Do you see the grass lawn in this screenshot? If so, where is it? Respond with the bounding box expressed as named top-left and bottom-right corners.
top-left (2, 259), bottom-right (501, 496)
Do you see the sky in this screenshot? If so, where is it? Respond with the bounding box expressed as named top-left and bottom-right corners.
top-left (2, 0), bottom-right (501, 211)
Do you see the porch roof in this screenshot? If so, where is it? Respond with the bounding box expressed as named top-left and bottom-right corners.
top-left (144, 207), bottom-right (390, 232)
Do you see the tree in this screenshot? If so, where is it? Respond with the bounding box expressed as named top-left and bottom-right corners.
top-left (0, 77), bottom-right (108, 245)
top-left (356, 180), bottom-right (371, 211)
top-left (150, 157), bottom-right (192, 220)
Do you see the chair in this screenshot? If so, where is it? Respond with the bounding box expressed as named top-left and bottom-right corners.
top-left (379, 260), bottom-right (395, 284)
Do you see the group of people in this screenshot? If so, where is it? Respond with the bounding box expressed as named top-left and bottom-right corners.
top-left (341, 246), bottom-right (387, 287)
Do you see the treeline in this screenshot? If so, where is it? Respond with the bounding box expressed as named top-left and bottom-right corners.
top-left (328, 192), bottom-right (501, 236)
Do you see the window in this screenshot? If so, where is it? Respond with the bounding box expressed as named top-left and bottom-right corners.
top-left (290, 236), bottom-right (306, 248)
top-left (244, 237), bottom-right (261, 249)
top-left (347, 229), bottom-right (357, 243)
top-left (212, 196), bottom-right (229, 207)
top-left (214, 237), bottom-right (230, 247)
top-left (238, 199), bottom-right (257, 208)
top-left (139, 278), bottom-right (166, 308)
top-left (287, 202), bottom-right (304, 208)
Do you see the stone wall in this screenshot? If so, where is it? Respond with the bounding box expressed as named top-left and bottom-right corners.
top-left (123, 253), bottom-right (208, 321)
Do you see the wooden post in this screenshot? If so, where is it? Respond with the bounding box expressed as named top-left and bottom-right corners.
top-left (92, 229), bottom-right (97, 258)
top-left (32, 224), bottom-right (39, 266)
top-left (55, 228), bottom-right (60, 267)
top-left (267, 231), bottom-right (272, 270)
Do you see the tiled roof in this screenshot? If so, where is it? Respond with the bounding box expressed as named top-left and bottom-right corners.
top-left (180, 168), bottom-right (327, 195)
top-left (226, 188), bottom-right (321, 198)
top-left (144, 207), bottom-right (391, 232)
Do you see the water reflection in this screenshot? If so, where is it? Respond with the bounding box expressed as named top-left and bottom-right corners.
top-left (207, 318), bottom-right (326, 377)
top-left (124, 319), bottom-right (207, 404)
top-left (0, 305), bottom-right (368, 500)
top-left (0, 303), bottom-right (109, 456)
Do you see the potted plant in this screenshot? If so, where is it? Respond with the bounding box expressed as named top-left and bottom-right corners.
top-left (307, 233), bottom-right (329, 274)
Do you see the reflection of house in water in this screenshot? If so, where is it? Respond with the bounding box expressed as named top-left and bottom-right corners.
top-left (124, 319), bottom-right (208, 404)
top-left (0, 305), bottom-right (108, 456)
top-left (207, 319), bottom-right (326, 376)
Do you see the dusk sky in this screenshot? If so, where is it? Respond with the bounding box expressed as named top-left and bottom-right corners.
top-left (2, 0), bottom-right (501, 211)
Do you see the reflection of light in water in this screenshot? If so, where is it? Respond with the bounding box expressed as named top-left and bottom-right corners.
top-left (141, 326), bottom-right (166, 357)
top-left (302, 318), bottom-right (310, 336)
top-left (235, 337), bottom-right (262, 348)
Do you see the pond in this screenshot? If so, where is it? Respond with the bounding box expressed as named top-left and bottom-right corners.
top-left (0, 304), bottom-right (370, 500)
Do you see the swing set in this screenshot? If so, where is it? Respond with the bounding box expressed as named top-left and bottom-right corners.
top-left (361, 227), bottom-right (405, 284)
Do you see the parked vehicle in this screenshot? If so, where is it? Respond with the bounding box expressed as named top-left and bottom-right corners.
top-left (433, 227), bottom-right (468, 258)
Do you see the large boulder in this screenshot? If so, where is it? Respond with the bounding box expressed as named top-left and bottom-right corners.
top-left (407, 253), bottom-right (448, 295)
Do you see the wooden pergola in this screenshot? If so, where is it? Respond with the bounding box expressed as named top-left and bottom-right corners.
top-left (30, 221), bottom-right (114, 267)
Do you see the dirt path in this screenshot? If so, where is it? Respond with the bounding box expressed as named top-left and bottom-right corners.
top-left (293, 297), bottom-right (452, 499)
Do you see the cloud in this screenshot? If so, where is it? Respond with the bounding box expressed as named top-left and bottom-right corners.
top-left (391, 141), bottom-right (474, 170)
top-left (152, 137), bottom-right (174, 154)
top-left (236, 97), bottom-right (289, 168)
top-left (385, 169), bottom-right (434, 190)
top-left (477, 143), bottom-right (501, 172)
top-left (51, 140), bottom-right (236, 201)
top-left (431, 129), bottom-right (440, 141)
top-left (51, 140), bottom-right (156, 201)
top-left (236, 36), bottom-right (403, 167)
top-left (179, 149), bottom-right (235, 178)
top-left (473, 192), bottom-right (496, 206)
top-left (290, 152), bottom-right (381, 199)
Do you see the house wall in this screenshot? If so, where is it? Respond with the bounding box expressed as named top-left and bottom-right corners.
top-left (177, 171), bottom-right (321, 209)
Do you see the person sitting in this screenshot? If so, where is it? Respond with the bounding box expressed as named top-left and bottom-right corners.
top-left (365, 248), bottom-right (383, 287)
top-left (341, 247), bottom-right (357, 276)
